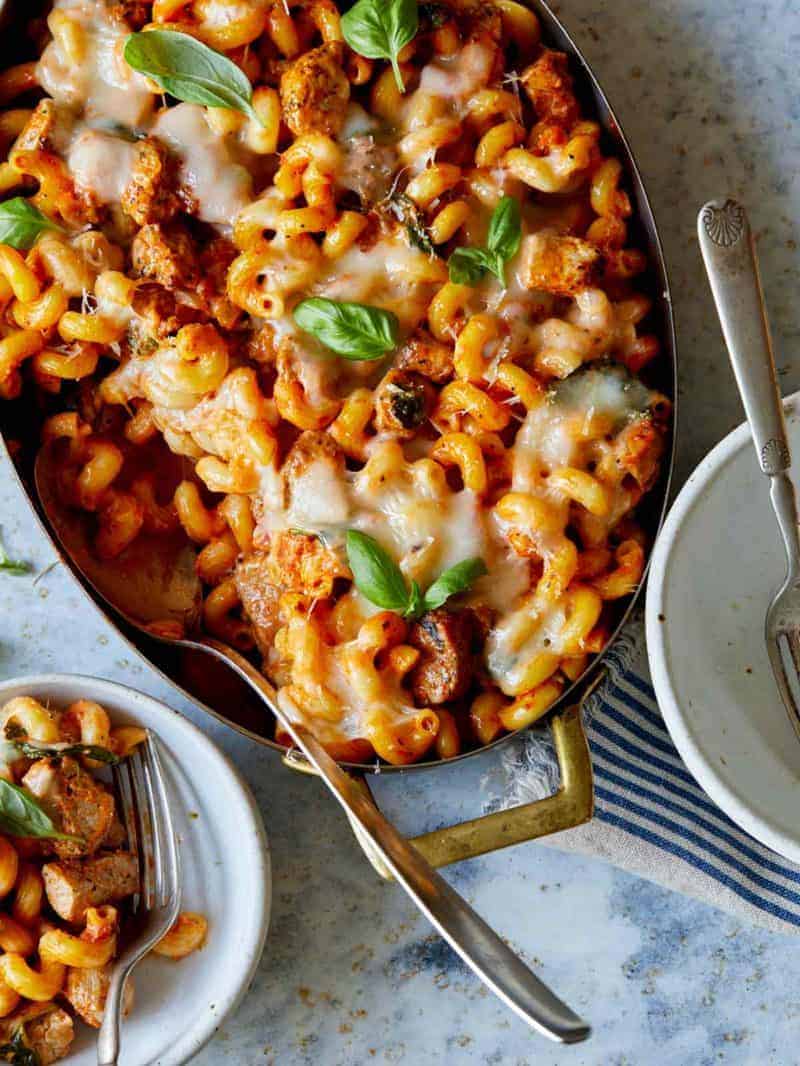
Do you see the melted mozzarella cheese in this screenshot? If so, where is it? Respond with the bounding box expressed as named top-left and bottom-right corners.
top-left (37, 1), bottom-right (153, 128)
top-left (287, 459), bottom-right (352, 528)
top-left (316, 235), bottom-right (443, 329)
top-left (513, 367), bottom-right (656, 492)
top-left (67, 128), bottom-right (137, 203)
top-left (418, 42), bottom-right (496, 103)
top-left (152, 104), bottom-right (252, 225)
top-left (486, 596), bottom-right (567, 695)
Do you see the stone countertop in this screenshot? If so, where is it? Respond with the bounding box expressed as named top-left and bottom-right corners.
top-left (2, 0), bottom-right (800, 1062)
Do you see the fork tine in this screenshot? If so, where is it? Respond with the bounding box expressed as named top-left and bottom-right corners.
top-left (138, 740), bottom-right (165, 907)
top-left (768, 634), bottom-right (800, 740)
top-left (112, 761), bottom-right (141, 915)
top-left (142, 735), bottom-right (181, 913)
top-left (129, 747), bottom-right (156, 911)
top-left (784, 626), bottom-right (800, 681)
top-left (779, 629), bottom-right (800, 735)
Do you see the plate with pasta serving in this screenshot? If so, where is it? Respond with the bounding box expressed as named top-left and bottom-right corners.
top-left (0, 0), bottom-right (675, 795)
top-left (0, 674), bottom-right (270, 1066)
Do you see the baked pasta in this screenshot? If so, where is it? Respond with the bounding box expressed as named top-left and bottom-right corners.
top-left (0, 0), bottom-right (670, 765)
top-left (0, 696), bottom-right (205, 1065)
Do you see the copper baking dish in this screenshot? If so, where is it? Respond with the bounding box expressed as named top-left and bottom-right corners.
top-left (0, 0), bottom-right (677, 873)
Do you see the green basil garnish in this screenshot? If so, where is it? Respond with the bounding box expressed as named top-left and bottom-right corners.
top-left (0, 778), bottom-right (80, 842)
top-left (448, 196), bottom-right (521, 287)
top-left (0, 536), bottom-right (28, 576)
top-left (293, 298), bottom-right (399, 361)
top-left (345, 530), bottom-right (412, 613)
top-left (0, 198), bottom-right (61, 251)
top-left (422, 557), bottom-right (488, 612)
top-left (448, 246), bottom-right (494, 287)
top-left (341, 0), bottom-right (418, 93)
top-left (0, 1029), bottom-right (40, 1066)
top-left (387, 192), bottom-right (435, 256)
top-left (346, 530), bottom-right (486, 618)
top-left (124, 30), bottom-right (261, 123)
top-left (14, 741), bottom-right (118, 765)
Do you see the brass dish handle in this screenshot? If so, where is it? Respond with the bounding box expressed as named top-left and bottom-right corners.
top-left (283, 689), bottom-right (594, 880)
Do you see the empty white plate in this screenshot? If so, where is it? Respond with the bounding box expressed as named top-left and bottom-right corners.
top-left (646, 394), bottom-right (800, 864)
top-left (0, 674), bottom-right (271, 1066)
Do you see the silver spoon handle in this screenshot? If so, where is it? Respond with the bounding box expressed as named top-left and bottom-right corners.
top-left (198, 637), bottom-right (590, 1045)
top-left (698, 198), bottom-right (800, 574)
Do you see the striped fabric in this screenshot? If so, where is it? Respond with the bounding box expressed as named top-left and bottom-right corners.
top-left (487, 615), bottom-right (800, 935)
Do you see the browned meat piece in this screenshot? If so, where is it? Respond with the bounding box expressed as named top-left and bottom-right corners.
top-left (409, 608), bottom-right (480, 705)
top-left (374, 370), bottom-right (436, 439)
top-left (339, 137), bottom-right (397, 205)
top-left (101, 814), bottom-right (126, 849)
top-left (520, 50), bottom-right (580, 127)
top-left (109, 0), bottom-right (151, 28)
top-left (121, 137), bottom-right (182, 226)
top-left (130, 284), bottom-right (203, 340)
top-left (64, 964), bottom-right (134, 1029)
top-left (197, 237), bottom-right (242, 330)
top-left (396, 332), bottom-right (454, 383)
top-left (615, 415), bottom-right (667, 493)
top-left (22, 757), bottom-right (115, 859)
top-left (235, 552), bottom-right (282, 656)
top-left (42, 852), bottom-right (139, 923)
top-left (13, 99), bottom-right (63, 152)
top-left (280, 43), bottom-right (350, 137)
top-left (131, 223), bottom-right (200, 290)
top-left (24, 1008), bottom-right (74, 1065)
top-left (281, 430), bottom-right (347, 510)
top-left (519, 232), bottom-right (602, 297)
top-left (267, 529), bottom-right (348, 598)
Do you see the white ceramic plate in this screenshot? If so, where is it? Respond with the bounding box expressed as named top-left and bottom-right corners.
top-left (646, 393), bottom-right (800, 864)
top-left (0, 674), bottom-right (271, 1066)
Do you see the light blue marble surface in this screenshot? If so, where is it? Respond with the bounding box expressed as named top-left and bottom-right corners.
top-left (2, 0), bottom-right (800, 1062)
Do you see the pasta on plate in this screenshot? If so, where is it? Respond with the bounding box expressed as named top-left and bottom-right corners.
top-left (0, 0), bottom-right (669, 766)
top-left (0, 695), bottom-right (205, 1065)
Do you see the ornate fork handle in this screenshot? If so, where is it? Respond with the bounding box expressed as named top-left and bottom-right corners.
top-left (697, 199), bottom-right (800, 579)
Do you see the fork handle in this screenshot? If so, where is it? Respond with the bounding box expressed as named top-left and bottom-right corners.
top-left (97, 966), bottom-right (129, 1065)
top-left (698, 198), bottom-right (800, 579)
top-left (198, 637), bottom-right (590, 1045)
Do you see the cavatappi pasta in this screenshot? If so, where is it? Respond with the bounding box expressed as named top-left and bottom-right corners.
top-left (0, 696), bottom-right (206, 1064)
top-left (0, 0), bottom-right (669, 767)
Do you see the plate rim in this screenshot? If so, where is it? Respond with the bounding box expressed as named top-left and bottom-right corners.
top-left (645, 392), bottom-right (800, 865)
top-left (0, 671), bottom-right (271, 1066)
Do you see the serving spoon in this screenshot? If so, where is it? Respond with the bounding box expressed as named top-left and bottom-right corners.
top-left (33, 445), bottom-right (590, 1045)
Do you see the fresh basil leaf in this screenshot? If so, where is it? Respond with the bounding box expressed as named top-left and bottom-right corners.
top-left (124, 30), bottom-right (260, 123)
top-left (422, 557), bottom-right (488, 611)
top-left (341, 0), bottom-right (418, 93)
top-left (486, 195), bottom-right (521, 262)
top-left (0, 198), bottom-right (61, 251)
top-left (294, 298), bottom-right (399, 360)
top-left (0, 1029), bottom-right (39, 1066)
top-left (387, 193), bottom-right (434, 256)
top-left (449, 197), bottom-right (521, 287)
top-left (0, 537), bottom-right (28, 576)
top-left (407, 580), bottom-right (424, 619)
top-left (346, 530), bottom-right (411, 613)
top-left (448, 247), bottom-right (491, 286)
top-left (0, 778), bottom-right (80, 841)
top-left (15, 741), bottom-right (119, 765)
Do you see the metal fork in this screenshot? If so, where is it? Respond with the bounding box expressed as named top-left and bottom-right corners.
top-left (97, 733), bottom-right (182, 1066)
top-left (698, 198), bottom-right (800, 740)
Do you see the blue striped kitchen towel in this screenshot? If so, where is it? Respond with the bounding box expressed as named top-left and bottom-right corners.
top-left (482, 611), bottom-right (800, 935)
